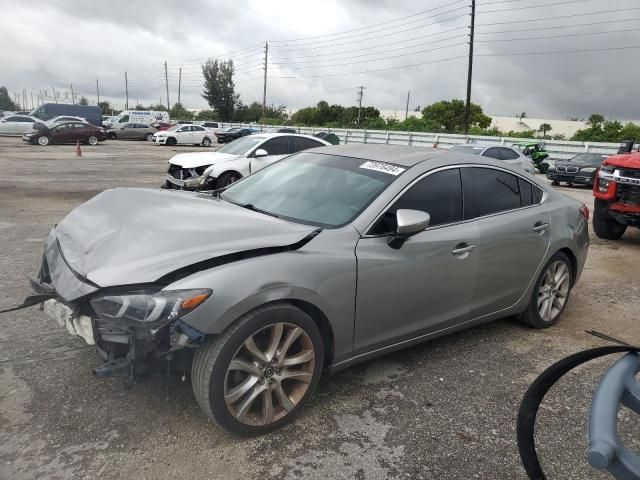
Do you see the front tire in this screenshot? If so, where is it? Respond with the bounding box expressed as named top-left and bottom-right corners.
top-left (539, 163), bottom-right (549, 174)
top-left (593, 200), bottom-right (627, 240)
top-left (37, 135), bottom-right (50, 146)
top-left (192, 303), bottom-right (324, 436)
top-left (551, 180), bottom-right (559, 186)
top-left (216, 171), bottom-right (241, 188)
top-left (519, 252), bottom-right (572, 329)
top-left (108, 133), bottom-right (117, 140)
top-left (166, 137), bottom-right (177, 146)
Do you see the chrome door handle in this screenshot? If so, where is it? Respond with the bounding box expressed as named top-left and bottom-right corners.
top-left (451, 244), bottom-right (476, 255)
top-left (532, 223), bottom-right (549, 232)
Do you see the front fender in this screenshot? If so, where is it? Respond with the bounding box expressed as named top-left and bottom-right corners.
top-left (204, 158), bottom-right (250, 180)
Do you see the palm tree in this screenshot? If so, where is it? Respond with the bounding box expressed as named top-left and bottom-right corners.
top-left (539, 123), bottom-right (552, 139)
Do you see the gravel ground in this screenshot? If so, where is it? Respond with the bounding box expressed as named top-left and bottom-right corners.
top-left (1, 136), bottom-right (639, 480)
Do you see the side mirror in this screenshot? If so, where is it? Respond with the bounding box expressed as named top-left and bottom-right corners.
top-left (254, 149), bottom-right (268, 157)
top-left (396, 209), bottom-right (430, 237)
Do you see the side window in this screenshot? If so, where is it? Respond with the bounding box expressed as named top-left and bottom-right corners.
top-left (260, 137), bottom-right (289, 155)
top-left (125, 124), bottom-right (134, 128)
top-left (500, 148), bottom-right (520, 160)
top-left (193, 126), bottom-right (205, 132)
top-left (4, 116), bottom-right (18, 121)
top-left (17, 116), bottom-right (33, 122)
top-left (461, 167), bottom-right (521, 219)
top-left (290, 136), bottom-right (324, 153)
top-left (483, 147), bottom-right (502, 160)
top-left (370, 169), bottom-right (463, 234)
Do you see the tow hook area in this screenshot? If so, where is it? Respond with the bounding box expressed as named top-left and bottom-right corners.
top-left (93, 358), bottom-right (132, 379)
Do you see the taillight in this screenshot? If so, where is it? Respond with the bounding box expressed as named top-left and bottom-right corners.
top-left (579, 203), bottom-right (589, 221)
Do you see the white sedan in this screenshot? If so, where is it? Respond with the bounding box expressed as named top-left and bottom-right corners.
top-left (153, 124), bottom-right (214, 146)
top-left (163, 133), bottom-right (331, 190)
top-left (0, 115), bottom-right (39, 136)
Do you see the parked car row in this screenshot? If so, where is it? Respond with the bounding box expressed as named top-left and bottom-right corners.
top-left (22, 121), bottom-right (106, 146)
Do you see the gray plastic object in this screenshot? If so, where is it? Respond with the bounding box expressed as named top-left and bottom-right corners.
top-left (588, 352), bottom-right (640, 479)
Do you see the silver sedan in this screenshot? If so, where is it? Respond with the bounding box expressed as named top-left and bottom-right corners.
top-left (450, 143), bottom-right (536, 173)
top-left (24, 144), bottom-right (589, 435)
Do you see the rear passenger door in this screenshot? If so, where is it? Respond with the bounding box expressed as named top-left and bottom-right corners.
top-left (460, 167), bottom-right (549, 317)
top-left (192, 125), bottom-right (207, 144)
top-left (175, 126), bottom-right (192, 144)
top-left (290, 136), bottom-right (325, 154)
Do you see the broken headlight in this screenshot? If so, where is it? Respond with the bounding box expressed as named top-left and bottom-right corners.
top-left (90, 289), bottom-right (211, 324)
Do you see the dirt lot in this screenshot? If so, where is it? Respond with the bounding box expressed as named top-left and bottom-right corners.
top-left (1, 136), bottom-right (639, 480)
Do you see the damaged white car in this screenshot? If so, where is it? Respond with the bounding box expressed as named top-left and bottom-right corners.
top-left (163, 133), bottom-right (329, 190)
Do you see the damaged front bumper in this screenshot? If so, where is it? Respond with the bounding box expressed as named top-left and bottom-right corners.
top-left (27, 228), bottom-right (207, 382)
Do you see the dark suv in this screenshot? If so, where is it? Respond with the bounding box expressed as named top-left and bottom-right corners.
top-left (547, 153), bottom-right (607, 187)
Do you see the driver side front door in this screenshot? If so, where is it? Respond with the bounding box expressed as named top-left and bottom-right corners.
top-left (354, 167), bottom-right (478, 355)
top-left (249, 136), bottom-right (291, 173)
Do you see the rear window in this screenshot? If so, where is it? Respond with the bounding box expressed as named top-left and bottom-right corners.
top-left (450, 145), bottom-right (483, 155)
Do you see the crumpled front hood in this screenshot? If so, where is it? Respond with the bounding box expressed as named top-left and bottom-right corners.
top-left (169, 152), bottom-right (242, 169)
top-left (53, 188), bottom-right (318, 287)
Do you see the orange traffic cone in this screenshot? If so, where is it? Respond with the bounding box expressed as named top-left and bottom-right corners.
top-left (76, 140), bottom-right (82, 157)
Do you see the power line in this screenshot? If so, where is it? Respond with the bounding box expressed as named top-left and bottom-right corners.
top-left (268, 0), bottom-right (466, 43)
top-left (476, 44), bottom-right (640, 57)
top-left (476, 27), bottom-right (640, 43)
top-left (475, 17), bottom-right (640, 35)
top-left (476, 6), bottom-right (640, 26)
top-left (478, 0), bottom-right (599, 13)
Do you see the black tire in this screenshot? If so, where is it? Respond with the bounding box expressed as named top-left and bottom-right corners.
top-left (37, 135), bottom-right (50, 146)
top-left (108, 132), bottom-right (117, 140)
top-left (216, 171), bottom-right (241, 188)
top-left (539, 163), bottom-right (549, 174)
top-left (145, 132), bottom-right (153, 141)
top-left (191, 303), bottom-right (324, 436)
top-left (166, 137), bottom-right (177, 146)
top-left (202, 137), bottom-right (212, 147)
top-left (519, 251), bottom-right (573, 329)
top-left (88, 135), bottom-right (99, 146)
top-left (551, 180), bottom-right (559, 186)
top-left (593, 200), bottom-right (627, 240)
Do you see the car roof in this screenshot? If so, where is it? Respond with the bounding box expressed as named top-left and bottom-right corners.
top-left (310, 144), bottom-right (444, 167)
top-left (455, 143), bottom-right (513, 149)
top-left (251, 132), bottom-right (329, 141)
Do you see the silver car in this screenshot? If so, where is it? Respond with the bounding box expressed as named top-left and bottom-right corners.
top-left (106, 123), bottom-right (157, 141)
top-left (450, 143), bottom-right (536, 173)
top-left (0, 114), bottom-right (39, 136)
top-left (21, 145), bottom-right (589, 435)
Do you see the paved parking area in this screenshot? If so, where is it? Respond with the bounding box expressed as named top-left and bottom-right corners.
top-left (1, 136), bottom-right (639, 480)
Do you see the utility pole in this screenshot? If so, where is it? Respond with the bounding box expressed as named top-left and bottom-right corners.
top-left (30, 91), bottom-right (34, 110)
top-left (356, 86), bottom-right (366, 126)
top-left (463, 0), bottom-right (476, 135)
top-left (124, 72), bottom-right (129, 110)
top-left (405, 90), bottom-right (411, 121)
top-left (52, 86), bottom-right (58, 103)
top-left (96, 79), bottom-right (100, 104)
top-left (70, 84), bottom-right (75, 104)
top-left (164, 61), bottom-right (170, 111)
top-left (262, 42), bottom-right (269, 118)
top-left (23, 89), bottom-right (27, 110)
top-left (177, 67), bottom-right (182, 106)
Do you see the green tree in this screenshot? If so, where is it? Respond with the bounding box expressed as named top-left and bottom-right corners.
top-left (195, 109), bottom-right (218, 121)
top-left (147, 103), bottom-right (168, 112)
top-left (587, 113), bottom-right (605, 127)
top-left (170, 103), bottom-right (193, 120)
top-left (97, 101), bottom-right (114, 115)
top-left (78, 96), bottom-right (89, 106)
top-left (0, 86), bottom-right (18, 110)
top-left (539, 123), bottom-right (552, 138)
top-left (202, 58), bottom-right (238, 121)
top-left (421, 99), bottom-right (491, 133)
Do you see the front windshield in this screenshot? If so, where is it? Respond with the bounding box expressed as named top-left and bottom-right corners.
top-left (450, 145), bottom-right (483, 155)
top-left (217, 136), bottom-right (265, 155)
top-left (221, 152), bottom-right (402, 228)
top-left (570, 153), bottom-right (605, 165)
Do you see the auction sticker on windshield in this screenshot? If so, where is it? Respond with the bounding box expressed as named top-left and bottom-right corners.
top-left (359, 161), bottom-right (406, 176)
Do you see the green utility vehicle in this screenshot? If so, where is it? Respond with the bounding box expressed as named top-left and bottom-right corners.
top-left (512, 141), bottom-right (551, 173)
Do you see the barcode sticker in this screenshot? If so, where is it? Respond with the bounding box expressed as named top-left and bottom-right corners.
top-left (359, 161), bottom-right (405, 176)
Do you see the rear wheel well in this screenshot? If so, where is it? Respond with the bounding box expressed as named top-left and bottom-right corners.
top-left (558, 247), bottom-right (577, 282)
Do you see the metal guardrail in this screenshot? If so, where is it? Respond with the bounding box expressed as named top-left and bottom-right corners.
top-left (587, 352), bottom-right (640, 479)
top-left (218, 122), bottom-right (623, 161)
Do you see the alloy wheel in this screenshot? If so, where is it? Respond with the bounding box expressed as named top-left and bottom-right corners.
top-left (37, 136), bottom-right (49, 146)
top-left (224, 322), bottom-right (315, 426)
top-left (537, 261), bottom-right (570, 322)
top-left (88, 136), bottom-right (98, 145)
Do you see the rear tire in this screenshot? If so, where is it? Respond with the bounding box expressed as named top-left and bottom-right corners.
top-left (145, 133), bottom-right (153, 141)
top-left (166, 137), bottom-right (177, 146)
top-left (202, 137), bottom-right (212, 147)
top-left (551, 180), bottom-right (559, 186)
top-left (191, 303), bottom-right (324, 436)
top-left (216, 171), bottom-right (241, 188)
top-left (108, 133), bottom-right (117, 140)
top-left (519, 251), bottom-right (572, 329)
top-left (593, 200), bottom-right (627, 240)
top-left (88, 136), bottom-right (99, 146)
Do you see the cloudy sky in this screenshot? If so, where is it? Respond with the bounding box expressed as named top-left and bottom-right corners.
top-left (2, 0), bottom-right (640, 120)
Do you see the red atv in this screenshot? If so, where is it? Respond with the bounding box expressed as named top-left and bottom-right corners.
top-left (593, 150), bottom-right (640, 239)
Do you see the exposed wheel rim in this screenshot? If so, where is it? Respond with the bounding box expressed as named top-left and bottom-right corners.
top-left (537, 260), bottom-right (570, 322)
top-left (38, 136), bottom-right (49, 146)
top-left (224, 322), bottom-right (315, 427)
top-left (225, 175), bottom-right (239, 186)
top-left (203, 138), bottom-right (211, 146)
top-left (88, 136), bottom-right (98, 145)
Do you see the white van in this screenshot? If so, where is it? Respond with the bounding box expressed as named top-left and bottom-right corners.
top-left (105, 110), bottom-right (170, 128)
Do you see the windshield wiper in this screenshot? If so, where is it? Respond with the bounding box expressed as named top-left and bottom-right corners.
top-left (240, 203), bottom-right (280, 218)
